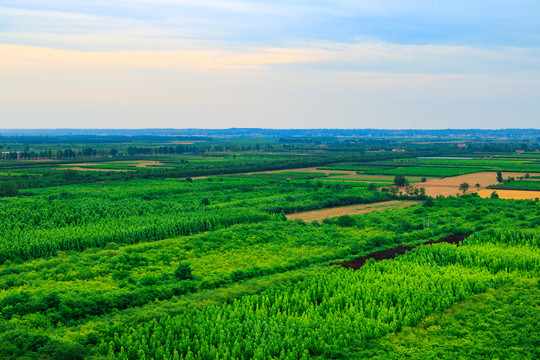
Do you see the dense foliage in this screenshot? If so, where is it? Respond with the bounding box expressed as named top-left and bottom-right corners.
top-left (0, 178), bottom-right (397, 263)
top-left (488, 179), bottom-right (540, 191)
top-left (356, 278), bottom-right (540, 359)
top-left (102, 228), bottom-right (539, 360)
top-left (0, 193), bottom-right (537, 359)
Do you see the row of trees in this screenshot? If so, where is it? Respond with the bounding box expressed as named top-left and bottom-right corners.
top-left (0, 178), bottom-right (397, 263)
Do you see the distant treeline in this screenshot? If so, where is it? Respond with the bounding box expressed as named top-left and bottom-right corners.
top-left (1, 128), bottom-right (539, 138)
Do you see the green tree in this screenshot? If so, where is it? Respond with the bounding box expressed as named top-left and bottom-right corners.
top-left (174, 263), bottom-right (194, 281)
top-left (393, 175), bottom-right (408, 188)
top-left (459, 182), bottom-right (470, 194)
top-left (496, 171), bottom-right (503, 183)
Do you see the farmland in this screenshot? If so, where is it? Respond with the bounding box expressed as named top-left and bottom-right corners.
top-left (409, 171), bottom-right (538, 197)
top-left (286, 200), bottom-right (418, 222)
top-left (0, 132), bottom-right (539, 359)
top-left (477, 189), bottom-right (540, 200)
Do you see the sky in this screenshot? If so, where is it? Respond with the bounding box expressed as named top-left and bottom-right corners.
top-left (0, 1), bottom-right (539, 129)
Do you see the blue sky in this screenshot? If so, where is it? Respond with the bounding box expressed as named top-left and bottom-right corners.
top-left (1, 1), bottom-right (539, 129)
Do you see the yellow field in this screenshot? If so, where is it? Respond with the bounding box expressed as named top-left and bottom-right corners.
top-left (477, 189), bottom-right (540, 200)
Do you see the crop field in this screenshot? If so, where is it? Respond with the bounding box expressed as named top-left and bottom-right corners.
top-left (0, 135), bottom-right (539, 360)
top-left (410, 171), bottom-right (537, 197)
top-left (323, 154), bottom-right (540, 178)
top-left (488, 179), bottom-right (540, 191)
top-left (477, 189), bottom-right (540, 200)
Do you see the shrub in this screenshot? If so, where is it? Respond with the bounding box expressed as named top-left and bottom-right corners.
top-left (174, 263), bottom-right (194, 281)
top-left (336, 215), bottom-right (356, 227)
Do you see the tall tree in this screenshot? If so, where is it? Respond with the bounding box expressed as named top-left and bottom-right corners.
top-left (393, 175), bottom-right (408, 188)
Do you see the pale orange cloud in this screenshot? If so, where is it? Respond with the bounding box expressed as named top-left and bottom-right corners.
top-left (0, 44), bottom-right (328, 70)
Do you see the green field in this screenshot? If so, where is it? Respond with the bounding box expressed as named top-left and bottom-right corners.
top-left (0, 134), bottom-right (539, 360)
top-left (322, 155), bottom-right (540, 178)
top-left (488, 179), bottom-right (540, 191)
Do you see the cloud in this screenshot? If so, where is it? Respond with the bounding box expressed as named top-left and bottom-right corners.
top-left (1, 1), bottom-right (539, 129)
top-left (2, 42), bottom-right (538, 75)
top-left (2, 1), bottom-right (540, 50)
top-left (0, 44), bottom-right (329, 70)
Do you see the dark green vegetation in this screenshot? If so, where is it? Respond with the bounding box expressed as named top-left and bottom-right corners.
top-left (0, 132), bottom-right (539, 360)
top-left (489, 179), bottom-right (540, 191)
top-left (0, 178), bottom-right (398, 263)
top-left (323, 155), bottom-right (540, 177)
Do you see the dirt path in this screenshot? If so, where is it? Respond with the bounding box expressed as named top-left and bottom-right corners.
top-left (411, 171), bottom-right (540, 197)
top-left (331, 234), bottom-right (467, 270)
top-left (286, 200), bottom-right (418, 222)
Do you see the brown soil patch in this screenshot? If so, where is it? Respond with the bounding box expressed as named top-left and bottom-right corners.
top-left (133, 161), bottom-right (166, 168)
top-left (410, 171), bottom-right (540, 197)
top-left (286, 200), bottom-right (418, 222)
top-left (331, 234), bottom-right (467, 270)
top-left (477, 189), bottom-right (540, 200)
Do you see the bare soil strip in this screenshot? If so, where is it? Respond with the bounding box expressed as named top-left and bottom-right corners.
top-left (133, 161), bottom-right (167, 168)
top-left (477, 189), bottom-right (540, 200)
top-left (411, 171), bottom-right (540, 197)
top-left (286, 200), bottom-right (418, 222)
top-left (331, 234), bottom-right (467, 270)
